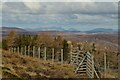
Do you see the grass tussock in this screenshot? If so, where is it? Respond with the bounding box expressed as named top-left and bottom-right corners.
top-left (2, 49), bottom-right (79, 79)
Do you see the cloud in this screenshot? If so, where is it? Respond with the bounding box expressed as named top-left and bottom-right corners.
top-left (1, 0), bottom-right (119, 2)
top-left (2, 2), bottom-right (118, 30)
top-left (2, 2), bottom-right (118, 14)
top-left (23, 1), bottom-right (41, 11)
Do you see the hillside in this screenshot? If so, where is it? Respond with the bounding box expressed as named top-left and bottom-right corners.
top-left (2, 27), bottom-right (35, 38)
top-left (2, 49), bottom-right (79, 79)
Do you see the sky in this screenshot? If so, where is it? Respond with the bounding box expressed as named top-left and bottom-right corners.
top-left (1, 0), bottom-right (119, 31)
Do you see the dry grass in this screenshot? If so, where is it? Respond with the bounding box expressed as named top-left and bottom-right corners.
top-left (2, 49), bottom-right (78, 79)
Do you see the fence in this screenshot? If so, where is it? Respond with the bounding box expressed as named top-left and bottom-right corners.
top-left (9, 46), bottom-right (64, 64)
top-left (70, 46), bottom-right (100, 78)
top-left (8, 43), bottom-right (115, 78)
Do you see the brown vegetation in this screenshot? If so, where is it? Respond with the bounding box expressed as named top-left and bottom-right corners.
top-left (2, 49), bottom-right (80, 79)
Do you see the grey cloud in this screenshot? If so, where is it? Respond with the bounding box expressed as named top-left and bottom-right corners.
top-left (2, 2), bottom-right (118, 14)
top-left (2, 2), bottom-right (118, 30)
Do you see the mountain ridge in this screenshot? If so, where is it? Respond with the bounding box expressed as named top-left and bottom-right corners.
top-left (85, 28), bottom-right (116, 33)
top-left (1, 27), bottom-right (117, 37)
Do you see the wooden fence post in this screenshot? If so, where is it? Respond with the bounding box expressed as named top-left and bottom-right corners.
top-left (91, 43), bottom-right (95, 78)
top-left (33, 46), bottom-right (35, 58)
top-left (12, 47), bottom-right (14, 52)
top-left (44, 47), bottom-right (47, 60)
top-left (52, 48), bottom-right (54, 62)
top-left (12, 47), bottom-right (13, 52)
top-left (118, 54), bottom-right (120, 79)
top-left (107, 61), bottom-right (109, 73)
top-left (28, 46), bottom-right (30, 56)
top-left (17, 47), bottom-right (19, 53)
top-left (70, 45), bottom-right (73, 64)
top-left (13, 47), bottom-right (16, 53)
top-left (61, 49), bottom-right (63, 64)
top-left (21, 47), bottom-right (23, 55)
top-left (92, 54), bottom-right (94, 78)
top-left (8, 47), bottom-right (11, 52)
top-left (104, 52), bottom-right (107, 78)
top-left (86, 52), bottom-right (88, 76)
top-left (15, 47), bottom-right (17, 53)
top-left (38, 47), bottom-right (41, 59)
top-left (24, 46), bottom-right (27, 56)
top-left (77, 51), bottom-right (79, 66)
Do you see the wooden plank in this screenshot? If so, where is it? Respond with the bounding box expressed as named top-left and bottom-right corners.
top-left (87, 58), bottom-right (92, 64)
top-left (87, 54), bottom-right (92, 59)
top-left (86, 69), bottom-right (92, 77)
top-left (72, 53), bottom-right (78, 55)
top-left (86, 65), bottom-right (92, 77)
top-left (75, 55), bottom-right (87, 73)
top-left (86, 65), bottom-right (92, 72)
top-left (87, 52), bottom-right (92, 58)
top-left (86, 62), bottom-right (92, 69)
top-left (94, 67), bottom-right (100, 78)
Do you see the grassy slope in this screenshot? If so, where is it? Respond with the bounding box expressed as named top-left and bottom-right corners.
top-left (2, 49), bottom-right (79, 79)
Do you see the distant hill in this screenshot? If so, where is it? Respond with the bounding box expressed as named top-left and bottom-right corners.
top-left (1, 27), bottom-right (118, 39)
top-left (65, 28), bottom-right (80, 32)
top-left (2, 27), bottom-right (36, 38)
top-left (85, 28), bottom-right (116, 33)
top-left (32, 26), bottom-right (65, 31)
